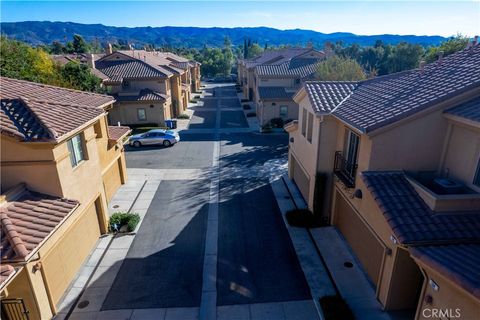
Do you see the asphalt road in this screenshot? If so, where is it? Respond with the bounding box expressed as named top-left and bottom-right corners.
top-left (102, 180), bottom-right (209, 309)
top-left (111, 84), bottom-right (310, 310)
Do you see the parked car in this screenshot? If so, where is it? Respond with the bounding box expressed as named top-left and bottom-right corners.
top-left (129, 129), bottom-right (180, 148)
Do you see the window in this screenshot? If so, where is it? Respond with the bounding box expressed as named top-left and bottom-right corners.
top-left (301, 108), bottom-right (307, 136)
top-left (67, 134), bottom-right (85, 167)
top-left (137, 108), bottom-right (147, 121)
top-left (306, 112), bottom-right (313, 142)
top-left (344, 129), bottom-right (360, 167)
top-left (474, 157), bottom-right (480, 187)
top-left (280, 105), bottom-right (288, 117)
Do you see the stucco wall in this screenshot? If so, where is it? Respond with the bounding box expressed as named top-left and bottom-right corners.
top-left (108, 101), bottom-right (169, 126)
top-left (416, 265), bottom-right (480, 320)
top-left (441, 121), bottom-right (480, 191)
top-left (260, 100), bottom-right (298, 125)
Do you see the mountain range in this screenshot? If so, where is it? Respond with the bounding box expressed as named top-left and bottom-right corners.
top-left (1, 21), bottom-right (448, 48)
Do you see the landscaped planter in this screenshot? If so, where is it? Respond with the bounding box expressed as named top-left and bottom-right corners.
top-left (109, 212), bottom-right (140, 233)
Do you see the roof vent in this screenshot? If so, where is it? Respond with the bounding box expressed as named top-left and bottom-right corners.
top-left (433, 178), bottom-right (464, 195)
top-left (419, 60), bottom-right (426, 74)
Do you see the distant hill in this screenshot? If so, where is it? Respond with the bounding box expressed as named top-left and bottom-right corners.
top-left (1, 21), bottom-right (447, 48)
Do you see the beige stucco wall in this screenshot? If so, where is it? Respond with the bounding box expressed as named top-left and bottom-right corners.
top-left (110, 78), bottom-right (169, 95)
top-left (259, 100), bottom-right (298, 125)
top-left (109, 100), bottom-right (170, 126)
top-left (415, 264), bottom-right (480, 320)
top-left (441, 120), bottom-right (480, 191)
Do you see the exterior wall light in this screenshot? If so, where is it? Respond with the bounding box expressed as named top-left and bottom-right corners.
top-left (353, 189), bottom-right (362, 199)
top-left (390, 235), bottom-right (397, 244)
top-left (289, 137), bottom-right (294, 143)
top-left (429, 279), bottom-right (440, 291)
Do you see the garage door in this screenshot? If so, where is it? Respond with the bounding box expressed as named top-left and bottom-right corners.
top-left (334, 192), bottom-right (384, 288)
top-left (104, 159), bottom-right (122, 202)
top-left (292, 155), bottom-right (310, 202)
top-left (42, 202), bottom-right (101, 305)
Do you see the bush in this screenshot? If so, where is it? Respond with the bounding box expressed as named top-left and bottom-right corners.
top-left (194, 95), bottom-right (201, 99)
top-left (286, 209), bottom-right (317, 228)
top-left (319, 296), bottom-right (355, 320)
top-left (109, 212), bottom-right (140, 232)
top-left (261, 123), bottom-right (272, 133)
top-left (270, 117), bottom-right (284, 128)
top-left (246, 112), bottom-right (256, 117)
top-left (177, 113), bottom-right (190, 119)
top-left (241, 98), bottom-right (249, 102)
top-left (243, 104), bottom-right (252, 110)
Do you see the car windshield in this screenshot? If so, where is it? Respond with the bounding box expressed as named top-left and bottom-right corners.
top-left (165, 130), bottom-right (176, 135)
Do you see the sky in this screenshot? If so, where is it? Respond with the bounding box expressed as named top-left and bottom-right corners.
top-left (1, 1), bottom-right (479, 37)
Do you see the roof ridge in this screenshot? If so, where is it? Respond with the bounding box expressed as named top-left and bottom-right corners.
top-left (0, 211), bottom-right (29, 260)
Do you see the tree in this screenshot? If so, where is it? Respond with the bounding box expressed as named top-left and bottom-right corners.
top-left (424, 34), bottom-right (469, 63)
top-left (72, 34), bottom-right (88, 53)
top-left (221, 36), bottom-right (234, 76)
top-left (247, 43), bottom-right (263, 58)
top-left (51, 41), bottom-right (65, 54)
top-left (61, 61), bottom-right (102, 92)
top-left (315, 56), bottom-right (366, 81)
top-left (386, 42), bottom-right (424, 73)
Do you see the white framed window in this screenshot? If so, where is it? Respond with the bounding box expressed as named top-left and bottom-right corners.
top-left (473, 157), bottom-right (480, 187)
top-left (67, 134), bottom-right (86, 167)
top-left (301, 108), bottom-right (307, 137)
top-left (344, 129), bottom-right (360, 167)
top-left (280, 105), bottom-right (288, 117)
top-left (306, 112), bottom-right (313, 142)
top-left (137, 108), bottom-right (147, 121)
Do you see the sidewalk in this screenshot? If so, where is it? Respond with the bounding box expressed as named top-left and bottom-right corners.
top-left (272, 174), bottom-right (392, 320)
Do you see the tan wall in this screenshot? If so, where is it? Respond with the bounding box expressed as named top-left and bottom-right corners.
top-left (170, 75), bottom-right (184, 114)
top-left (110, 79), bottom-right (169, 95)
top-left (441, 120), bottom-right (480, 191)
top-left (416, 265), bottom-right (480, 320)
top-left (259, 100), bottom-right (298, 125)
top-left (109, 101), bottom-right (170, 126)
top-left (1, 268), bottom-right (50, 320)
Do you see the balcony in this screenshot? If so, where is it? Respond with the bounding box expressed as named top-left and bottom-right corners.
top-left (334, 151), bottom-right (358, 188)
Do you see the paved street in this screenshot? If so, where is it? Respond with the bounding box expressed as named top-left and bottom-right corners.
top-left (65, 83), bottom-right (318, 320)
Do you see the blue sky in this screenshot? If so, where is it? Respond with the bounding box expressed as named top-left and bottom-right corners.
top-left (1, 1), bottom-right (479, 37)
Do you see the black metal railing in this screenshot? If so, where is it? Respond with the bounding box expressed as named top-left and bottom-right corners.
top-left (334, 151), bottom-right (358, 188)
top-left (1, 299), bottom-right (30, 320)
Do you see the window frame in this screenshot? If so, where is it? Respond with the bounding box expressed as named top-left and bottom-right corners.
top-left (67, 134), bottom-right (86, 168)
top-left (279, 105), bottom-right (288, 117)
top-left (306, 112), bottom-right (313, 143)
top-left (301, 108), bottom-right (307, 137)
top-left (137, 108), bottom-right (147, 121)
top-left (473, 157), bottom-right (480, 187)
top-left (344, 129), bottom-right (360, 167)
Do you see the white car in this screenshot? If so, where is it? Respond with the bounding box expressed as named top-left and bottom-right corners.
top-left (129, 129), bottom-right (180, 148)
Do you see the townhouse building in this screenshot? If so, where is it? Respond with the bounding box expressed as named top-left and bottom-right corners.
top-left (87, 46), bottom-right (200, 127)
top-left (285, 42), bottom-right (480, 319)
top-left (0, 77), bottom-right (130, 320)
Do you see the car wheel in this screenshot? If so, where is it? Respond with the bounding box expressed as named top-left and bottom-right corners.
top-left (133, 141), bottom-right (141, 148)
top-left (163, 140), bottom-right (172, 147)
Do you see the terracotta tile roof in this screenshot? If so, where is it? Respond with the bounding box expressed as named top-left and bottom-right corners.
top-left (0, 264), bottom-right (15, 288)
top-left (361, 171), bottom-right (480, 245)
top-left (242, 48), bottom-right (321, 68)
top-left (108, 126), bottom-right (131, 141)
top-left (258, 87), bottom-right (295, 100)
top-left (256, 58), bottom-right (323, 78)
top-left (331, 44), bottom-right (480, 133)
top-left (115, 89), bottom-right (169, 102)
top-left (444, 96), bottom-right (480, 123)
top-left (304, 81), bottom-right (358, 113)
top-left (0, 186), bottom-right (79, 262)
top-left (1, 77), bottom-right (114, 109)
top-left (410, 244), bottom-right (480, 299)
top-left (0, 78), bottom-right (112, 142)
top-left (95, 59), bottom-right (170, 80)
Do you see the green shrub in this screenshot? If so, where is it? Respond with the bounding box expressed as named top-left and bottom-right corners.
top-left (246, 112), bottom-right (256, 117)
top-left (261, 123), bottom-right (272, 133)
top-left (243, 104), bottom-right (252, 110)
top-left (286, 209), bottom-right (316, 228)
top-left (319, 295), bottom-right (355, 320)
top-left (241, 98), bottom-right (249, 102)
top-left (109, 212), bottom-right (140, 232)
top-left (177, 113), bottom-right (190, 119)
top-left (270, 117), bottom-right (284, 128)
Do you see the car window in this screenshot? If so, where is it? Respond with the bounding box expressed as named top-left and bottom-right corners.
top-left (157, 132), bottom-right (165, 136)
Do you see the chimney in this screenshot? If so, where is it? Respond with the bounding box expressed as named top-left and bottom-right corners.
top-left (437, 50), bottom-right (444, 64)
top-left (87, 53), bottom-right (95, 69)
top-left (473, 35), bottom-right (479, 46)
top-left (419, 60), bottom-right (426, 74)
top-left (106, 43), bottom-right (112, 55)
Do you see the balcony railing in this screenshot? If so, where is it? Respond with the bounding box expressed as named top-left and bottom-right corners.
top-left (334, 151), bottom-right (358, 188)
